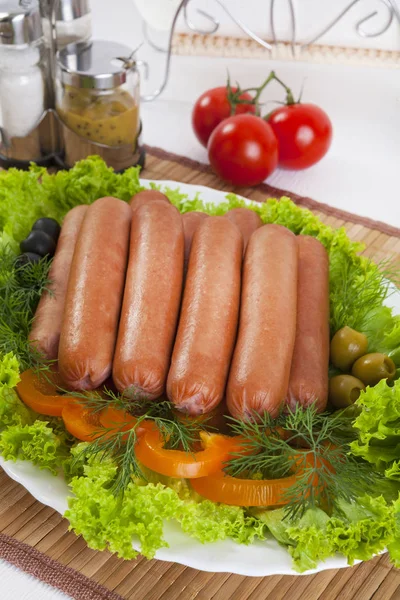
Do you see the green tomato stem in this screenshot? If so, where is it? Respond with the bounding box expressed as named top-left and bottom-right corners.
top-left (225, 70), bottom-right (298, 118)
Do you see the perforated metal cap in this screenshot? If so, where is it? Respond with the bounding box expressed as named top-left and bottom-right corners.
top-left (58, 40), bottom-right (135, 90)
top-left (0, 0), bottom-right (43, 45)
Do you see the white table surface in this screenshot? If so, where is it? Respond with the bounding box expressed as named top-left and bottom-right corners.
top-left (1, 5), bottom-right (400, 600)
top-left (0, 559), bottom-right (69, 600)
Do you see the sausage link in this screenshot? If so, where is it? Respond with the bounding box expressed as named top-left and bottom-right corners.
top-left (58, 197), bottom-right (132, 390)
top-left (182, 211), bottom-right (209, 272)
top-left (226, 224), bottom-right (298, 419)
top-left (286, 236), bottom-right (329, 413)
top-left (167, 217), bottom-right (243, 415)
top-left (225, 207), bottom-right (263, 251)
top-left (29, 205), bottom-right (88, 360)
top-left (130, 190), bottom-right (170, 212)
top-left (113, 202), bottom-right (184, 399)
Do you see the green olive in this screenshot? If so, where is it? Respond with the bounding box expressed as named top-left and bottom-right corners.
top-left (351, 353), bottom-right (396, 387)
top-left (330, 326), bottom-right (368, 372)
top-left (328, 375), bottom-right (365, 409)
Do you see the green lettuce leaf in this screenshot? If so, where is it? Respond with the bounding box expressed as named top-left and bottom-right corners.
top-left (180, 500), bottom-right (265, 545)
top-left (66, 450), bottom-right (265, 560)
top-left (0, 352), bottom-right (34, 428)
top-left (259, 494), bottom-right (396, 573)
top-left (362, 310), bottom-right (400, 367)
top-left (0, 352), bottom-right (20, 389)
top-left (0, 420), bottom-right (70, 474)
top-left (387, 495), bottom-right (400, 567)
top-left (0, 157), bottom-right (143, 250)
top-left (0, 388), bottom-right (35, 430)
top-left (39, 156), bottom-right (143, 218)
top-left (350, 379), bottom-right (400, 472)
top-left (328, 495), bottom-right (394, 565)
top-left (0, 166), bottom-right (54, 251)
top-left (258, 507), bottom-right (333, 572)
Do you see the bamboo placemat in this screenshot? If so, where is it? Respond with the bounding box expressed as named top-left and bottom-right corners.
top-left (1, 146), bottom-right (400, 600)
top-left (172, 33), bottom-right (400, 69)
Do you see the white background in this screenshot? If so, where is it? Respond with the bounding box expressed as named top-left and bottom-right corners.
top-left (1, 1), bottom-right (399, 599)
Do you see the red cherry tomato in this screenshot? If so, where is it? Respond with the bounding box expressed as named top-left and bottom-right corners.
top-left (208, 114), bottom-right (279, 187)
top-left (268, 103), bottom-right (332, 170)
top-left (192, 86), bottom-right (255, 147)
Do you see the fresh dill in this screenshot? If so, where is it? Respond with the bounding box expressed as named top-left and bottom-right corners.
top-left (69, 387), bottom-right (212, 496)
top-left (0, 245), bottom-right (52, 370)
top-left (226, 405), bottom-right (381, 520)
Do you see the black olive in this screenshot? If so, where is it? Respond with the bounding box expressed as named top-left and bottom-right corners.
top-left (15, 252), bottom-right (43, 267)
top-left (20, 230), bottom-right (56, 257)
top-left (32, 218), bottom-right (61, 242)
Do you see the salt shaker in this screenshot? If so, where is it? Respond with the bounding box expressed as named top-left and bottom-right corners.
top-left (41, 0), bottom-right (92, 49)
top-left (0, 0), bottom-right (53, 166)
top-left (56, 40), bottom-right (144, 171)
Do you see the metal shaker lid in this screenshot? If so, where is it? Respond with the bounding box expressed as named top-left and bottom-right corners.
top-left (41, 0), bottom-right (91, 22)
top-left (0, 0), bottom-right (43, 45)
top-left (58, 40), bottom-right (136, 90)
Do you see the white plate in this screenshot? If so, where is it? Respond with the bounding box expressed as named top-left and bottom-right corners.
top-left (1, 180), bottom-right (399, 577)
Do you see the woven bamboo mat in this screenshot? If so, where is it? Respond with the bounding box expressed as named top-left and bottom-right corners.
top-left (1, 146), bottom-right (400, 600)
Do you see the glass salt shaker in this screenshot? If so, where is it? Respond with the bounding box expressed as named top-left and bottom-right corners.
top-left (56, 40), bottom-right (144, 171)
top-left (0, 0), bottom-right (53, 166)
top-left (41, 0), bottom-right (92, 49)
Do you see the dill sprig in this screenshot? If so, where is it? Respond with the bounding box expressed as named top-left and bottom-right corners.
top-left (0, 245), bottom-right (52, 370)
top-left (329, 255), bottom-right (399, 335)
top-left (226, 405), bottom-right (381, 519)
top-left (70, 387), bottom-right (212, 496)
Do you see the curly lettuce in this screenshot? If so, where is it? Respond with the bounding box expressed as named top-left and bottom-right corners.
top-left (0, 352), bottom-right (33, 429)
top-left (350, 379), bottom-right (400, 476)
top-left (66, 447), bottom-right (265, 560)
top-left (0, 420), bottom-right (70, 474)
top-left (0, 352), bottom-right (20, 388)
top-left (0, 156), bottom-right (143, 250)
top-left (259, 494), bottom-right (398, 573)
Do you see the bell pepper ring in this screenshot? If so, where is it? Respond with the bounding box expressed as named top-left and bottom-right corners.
top-left (190, 469), bottom-right (298, 506)
top-left (99, 405), bottom-right (150, 439)
top-left (190, 451), bottom-right (332, 506)
top-left (16, 367), bottom-right (75, 417)
top-left (134, 425), bottom-right (244, 479)
top-left (61, 401), bottom-right (105, 442)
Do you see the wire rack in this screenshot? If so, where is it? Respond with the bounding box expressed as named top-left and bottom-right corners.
top-left (139, 0), bottom-right (400, 101)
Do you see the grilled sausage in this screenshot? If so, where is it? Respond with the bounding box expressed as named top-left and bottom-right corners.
top-left (130, 190), bottom-right (170, 212)
top-left (182, 211), bottom-right (209, 272)
top-left (29, 205), bottom-right (88, 360)
top-left (58, 197), bottom-right (132, 390)
top-left (286, 236), bottom-right (329, 413)
top-left (226, 224), bottom-right (298, 419)
top-left (113, 202), bottom-right (184, 400)
top-left (225, 207), bottom-right (263, 251)
top-left (167, 217), bottom-right (243, 414)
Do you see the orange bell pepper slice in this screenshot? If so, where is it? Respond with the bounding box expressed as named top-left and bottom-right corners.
top-left (191, 452), bottom-right (331, 506)
top-left (99, 405), bottom-right (150, 440)
top-left (100, 405), bottom-right (140, 431)
top-left (190, 470), bottom-right (298, 506)
top-left (16, 368), bottom-right (75, 417)
top-left (61, 402), bottom-right (105, 442)
top-left (134, 424), bottom-right (243, 479)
